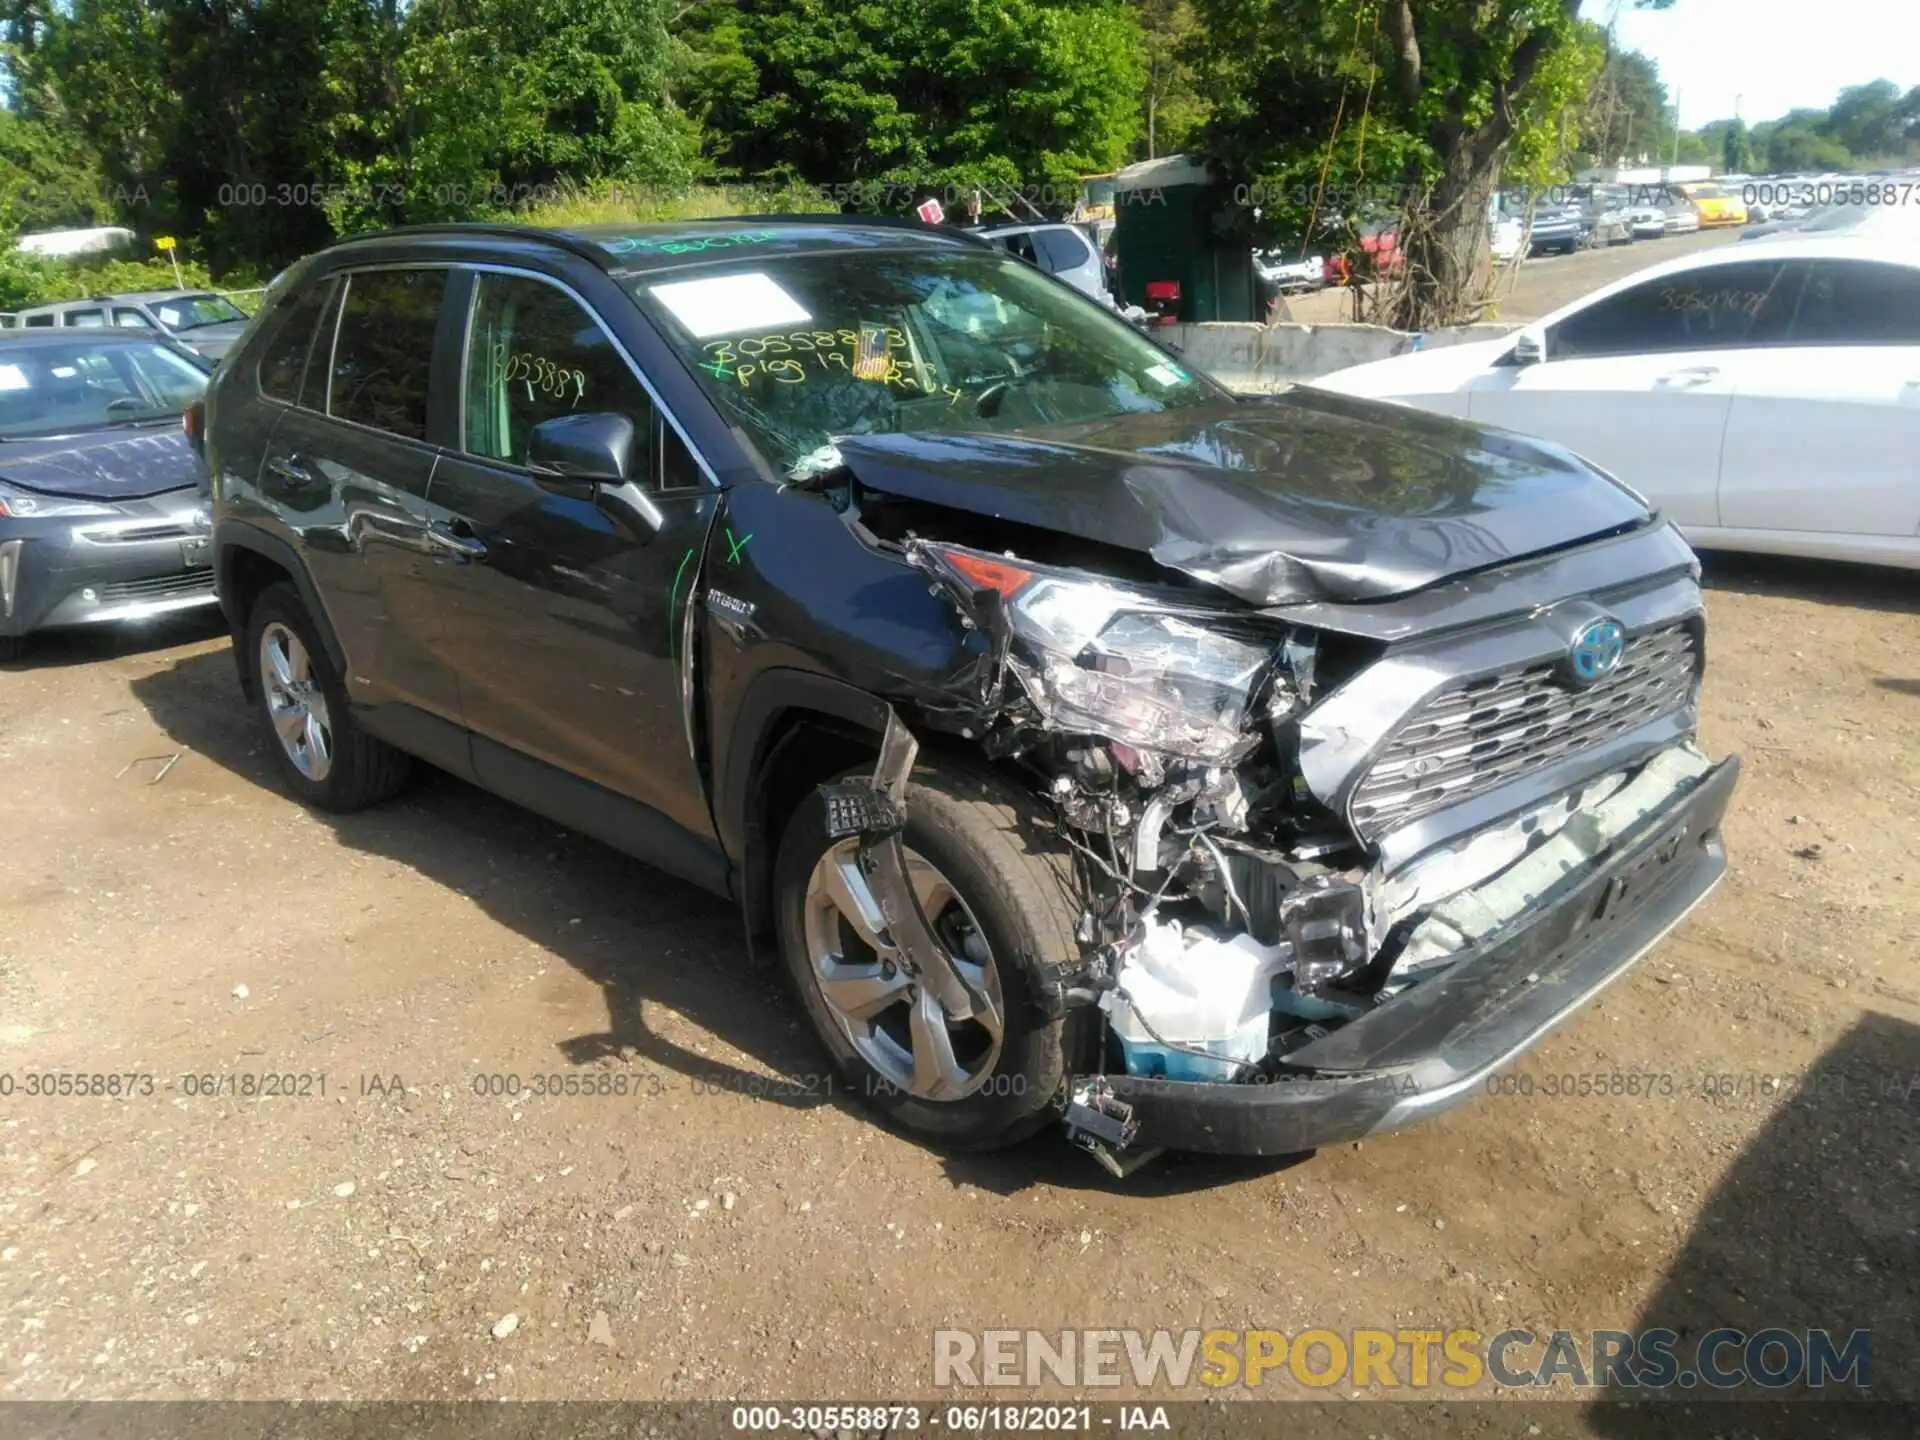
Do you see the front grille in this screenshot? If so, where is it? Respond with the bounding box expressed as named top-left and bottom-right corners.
top-left (1349, 623), bottom-right (1700, 839)
top-left (94, 570), bottom-right (216, 606)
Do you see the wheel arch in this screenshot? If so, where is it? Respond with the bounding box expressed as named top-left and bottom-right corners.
top-left (215, 525), bottom-right (344, 697)
top-left (720, 670), bottom-right (895, 936)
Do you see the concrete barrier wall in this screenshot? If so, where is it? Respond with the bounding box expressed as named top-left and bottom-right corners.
top-left (1161, 321), bottom-right (1520, 392)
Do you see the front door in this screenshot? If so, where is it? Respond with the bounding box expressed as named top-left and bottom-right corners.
top-left (425, 269), bottom-right (719, 841)
top-left (1468, 258), bottom-right (1801, 532)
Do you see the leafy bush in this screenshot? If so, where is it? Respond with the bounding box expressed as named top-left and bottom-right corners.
top-left (0, 245), bottom-right (266, 315)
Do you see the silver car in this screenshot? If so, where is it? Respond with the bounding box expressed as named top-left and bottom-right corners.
top-left (10, 290), bottom-right (250, 361)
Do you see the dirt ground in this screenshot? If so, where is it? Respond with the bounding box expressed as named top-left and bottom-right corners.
top-left (1, 551), bottom-right (1915, 1421)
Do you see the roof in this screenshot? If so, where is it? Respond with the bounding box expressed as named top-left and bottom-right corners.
top-left (1114, 154), bottom-right (1212, 192)
top-left (319, 217), bottom-right (986, 276)
top-left (12, 289), bottom-right (215, 315)
top-left (1655, 231), bottom-right (1920, 269)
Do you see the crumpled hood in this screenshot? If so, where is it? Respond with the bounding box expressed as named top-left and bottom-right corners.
top-left (0, 426), bottom-right (203, 502)
top-left (836, 388), bottom-right (1651, 604)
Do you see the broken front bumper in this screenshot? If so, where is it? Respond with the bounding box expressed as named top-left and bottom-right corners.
top-left (1101, 755), bottom-right (1739, 1156)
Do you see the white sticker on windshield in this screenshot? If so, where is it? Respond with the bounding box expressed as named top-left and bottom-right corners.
top-left (648, 272), bottom-right (811, 339)
top-left (0, 364), bottom-right (26, 392)
top-left (1145, 362), bottom-right (1186, 388)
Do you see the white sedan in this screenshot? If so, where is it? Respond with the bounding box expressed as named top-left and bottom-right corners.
top-left (1311, 234), bottom-right (1920, 569)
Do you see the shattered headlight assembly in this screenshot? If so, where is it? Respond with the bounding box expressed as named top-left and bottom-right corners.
top-left (917, 543), bottom-right (1277, 764)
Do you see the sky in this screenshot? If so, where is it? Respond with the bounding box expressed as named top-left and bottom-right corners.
top-left (1580, 0), bottom-right (1920, 129)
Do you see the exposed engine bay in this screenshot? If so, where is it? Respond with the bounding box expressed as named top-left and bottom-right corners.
top-left (817, 480), bottom-right (1716, 1171)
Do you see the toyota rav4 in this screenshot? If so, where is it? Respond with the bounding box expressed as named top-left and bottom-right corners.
top-left (202, 219), bottom-right (1738, 1170)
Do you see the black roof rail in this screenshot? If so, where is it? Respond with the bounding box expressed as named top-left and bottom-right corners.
top-left (325, 222), bottom-right (622, 270)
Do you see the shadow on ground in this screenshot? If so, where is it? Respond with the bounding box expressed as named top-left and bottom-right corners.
top-left (0, 609), bottom-right (225, 671)
top-left (1699, 551), bottom-right (1920, 617)
top-left (130, 645), bottom-right (839, 1114)
top-left (128, 643), bottom-right (1310, 1193)
top-left (1584, 1011), bottom-right (1918, 1436)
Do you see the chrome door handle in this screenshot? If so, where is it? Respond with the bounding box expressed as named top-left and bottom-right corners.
top-left (267, 455), bottom-right (317, 486)
top-left (425, 522), bottom-right (488, 561)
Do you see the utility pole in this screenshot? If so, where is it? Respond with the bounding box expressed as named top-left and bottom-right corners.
top-left (1670, 89), bottom-right (1683, 170)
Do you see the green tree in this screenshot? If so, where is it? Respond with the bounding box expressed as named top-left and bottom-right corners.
top-left (1194, 0), bottom-right (1668, 328)
top-left (0, 109), bottom-right (109, 232)
top-left (1578, 39), bottom-right (1669, 167)
top-left (1826, 79), bottom-right (1905, 159)
top-left (692, 0), bottom-right (1144, 201)
top-left (1135, 0), bottom-right (1209, 160)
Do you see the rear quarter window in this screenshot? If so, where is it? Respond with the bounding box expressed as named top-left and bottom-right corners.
top-left (256, 278), bottom-right (338, 404)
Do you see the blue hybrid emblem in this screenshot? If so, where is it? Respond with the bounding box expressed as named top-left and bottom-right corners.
top-left (1566, 618), bottom-right (1626, 686)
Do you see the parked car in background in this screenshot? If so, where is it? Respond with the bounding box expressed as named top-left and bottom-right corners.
top-left (972, 222), bottom-right (1116, 307)
top-left (1679, 184), bottom-right (1749, 228)
top-left (1628, 206), bottom-right (1670, 241)
top-left (1663, 204), bottom-right (1702, 235)
top-left (1323, 218), bottom-right (1403, 284)
top-left (1743, 198), bottom-right (1920, 245)
top-left (1254, 248), bottom-right (1327, 293)
top-left (201, 218), bottom-right (1737, 1167)
top-left (1491, 214), bottom-right (1527, 264)
top-left (11, 290), bottom-right (252, 361)
top-left (1581, 188), bottom-right (1635, 246)
top-left (1528, 204), bottom-right (1586, 255)
top-left (0, 331), bottom-right (215, 661)
top-left (1310, 235), bottom-right (1920, 569)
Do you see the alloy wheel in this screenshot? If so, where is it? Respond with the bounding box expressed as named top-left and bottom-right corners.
top-left (802, 840), bottom-right (1005, 1101)
top-left (259, 621), bottom-right (334, 783)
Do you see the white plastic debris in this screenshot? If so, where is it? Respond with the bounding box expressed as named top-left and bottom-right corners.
top-left (1102, 912), bottom-right (1289, 1081)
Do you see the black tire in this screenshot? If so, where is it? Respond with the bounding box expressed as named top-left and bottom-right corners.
top-left (0, 634), bottom-right (24, 664)
top-left (245, 582), bottom-right (411, 811)
top-left (773, 756), bottom-right (1092, 1150)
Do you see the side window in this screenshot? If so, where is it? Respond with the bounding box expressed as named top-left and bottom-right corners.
top-left (328, 269), bottom-right (446, 439)
top-left (1788, 261), bottom-right (1920, 346)
top-left (23, 313), bottom-right (54, 328)
top-left (114, 308), bottom-right (155, 329)
top-left (992, 232), bottom-right (1042, 267)
top-left (1548, 261), bottom-right (1793, 360)
top-left (1036, 228), bottom-right (1092, 273)
top-left (257, 279), bottom-right (336, 404)
top-left (300, 281), bottom-right (345, 412)
top-left (461, 273), bottom-right (654, 472)
top-left (66, 309), bottom-right (107, 329)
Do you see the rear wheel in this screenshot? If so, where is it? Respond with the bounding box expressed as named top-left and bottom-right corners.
top-left (773, 756), bottom-right (1091, 1149)
top-left (245, 583), bottom-right (410, 811)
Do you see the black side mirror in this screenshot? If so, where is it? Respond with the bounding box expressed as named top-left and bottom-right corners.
top-left (527, 412), bottom-right (635, 488)
top-left (525, 412), bottom-right (664, 535)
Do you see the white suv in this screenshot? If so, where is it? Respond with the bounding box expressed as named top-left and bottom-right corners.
top-left (972, 222), bottom-right (1116, 306)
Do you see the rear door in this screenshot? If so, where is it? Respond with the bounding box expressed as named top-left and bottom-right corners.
top-left (425, 267), bottom-right (720, 839)
top-left (1467, 259), bottom-right (1798, 530)
top-left (258, 266), bottom-right (467, 723)
top-left (1717, 257), bottom-right (1920, 542)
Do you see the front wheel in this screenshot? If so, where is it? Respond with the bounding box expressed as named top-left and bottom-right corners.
top-left (773, 757), bottom-right (1091, 1149)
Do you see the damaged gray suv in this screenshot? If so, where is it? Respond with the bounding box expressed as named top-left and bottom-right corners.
top-left (203, 219), bottom-right (1738, 1170)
